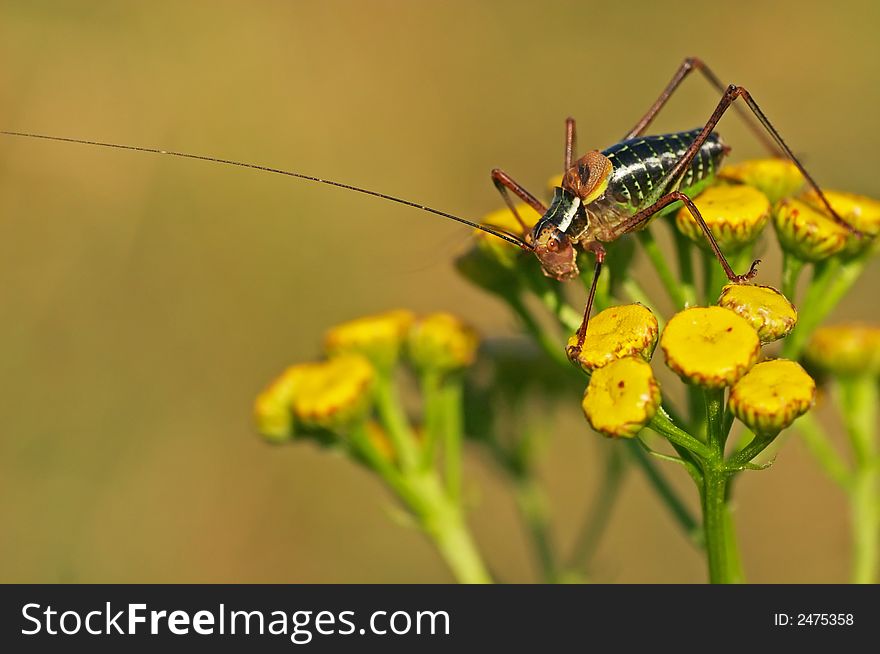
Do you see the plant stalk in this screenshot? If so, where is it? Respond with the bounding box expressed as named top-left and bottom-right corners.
top-left (702, 387), bottom-right (743, 583)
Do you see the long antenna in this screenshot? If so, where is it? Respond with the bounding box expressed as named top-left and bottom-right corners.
top-left (0, 130), bottom-right (532, 250)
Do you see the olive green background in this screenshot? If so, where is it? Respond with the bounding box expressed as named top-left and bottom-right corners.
top-left (1, 0), bottom-right (877, 583)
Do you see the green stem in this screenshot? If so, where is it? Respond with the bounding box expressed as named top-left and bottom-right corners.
top-left (851, 465), bottom-right (880, 584)
top-left (688, 384), bottom-right (708, 440)
top-left (781, 251), bottom-right (805, 303)
top-left (648, 411), bottom-right (714, 460)
top-left (349, 423), bottom-right (419, 504)
top-left (626, 440), bottom-right (703, 547)
top-left (568, 446), bottom-right (627, 571)
top-left (375, 376), bottom-right (420, 472)
top-left (782, 256), bottom-right (866, 359)
top-left (410, 472), bottom-right (492, 584)
top-left (352, 424), bottom-right (490, 583)
top-left (420, 371), bottom-right (443, 468)
top-left (702, 387), bottom-right (743, 583)
top-left (673, 228), bottom-right (698, 307)
top-left (508, 295), bottom-right (571, 369)
top-left (638, 228), bottom-right (688, 308)
top-left (839, 377), bottom-right (878, 467)
top-left (726, 432), bottom-right (777, 470)
top-left (519, 268), bottom-right (582, 333)
top-left (796, 412), bottom-right (852, 489)
top-left (441, 376), bottom-right (464, 504)
top-left (839, 377), bottom-right (879, 584)
top-left (513, 474), bottom-right (558, 583)
top-left (702, 248), bottom-right (732, 306)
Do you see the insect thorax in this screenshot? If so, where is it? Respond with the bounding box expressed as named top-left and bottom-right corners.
top-left (542, 187), bottom-right (589, 238)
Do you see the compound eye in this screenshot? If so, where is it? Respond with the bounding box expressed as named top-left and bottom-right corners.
top-left (547, 235), bottom-right (559, 252)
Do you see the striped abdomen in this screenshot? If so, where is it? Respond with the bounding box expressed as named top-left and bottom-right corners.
top-left (601, 128), bottom-right (727, 210)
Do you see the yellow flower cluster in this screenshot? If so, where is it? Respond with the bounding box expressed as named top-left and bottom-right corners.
top-left (717, 158), bottom-right (804, 205)
top-left (577, 304), bottom-right (662, 438)
top-left (255, 310), bottom-right (479, 442)
top-left (577, 282), bottom-right (813, 438)
top-left (675, 184), bottom-right (770, 252)
top-left (659, 286), bottom-right (813, 435)
top-left (677, 159), bottom-right (879, 263)
top-left (325, 309), bottom-right (414, 371)
top-left (408, 313), bottom-right (479, 374)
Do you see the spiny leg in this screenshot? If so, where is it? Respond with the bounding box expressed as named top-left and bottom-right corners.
top-left (566, 244), bottom-right (606, 362)
top-left (616, 191), bottom-right (759, 282)
top-left (564, 116), bottom-right (577, 171)
top-left (490, 168), bottom-right (547, 239)
top-left (650, 83), bottom-right (853, 233)
top-left (623, 57), bottom-right (783, 157)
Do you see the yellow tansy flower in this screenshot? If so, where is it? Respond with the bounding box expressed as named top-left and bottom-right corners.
top-left (717, 158), bottom-right (804, 204)
top-left (581, 357), bottom-right (661, 438)
top-left (408, 312), bottom-right (479, 373)
top-left (804, 323), bottom-right (880, 377)
top-left (324, 310), bottom-right (414, 371)
top-left (728, 359), bottom-right (816, 434)
top-left (717, 284), bottom-right (797, 343)
top-left (675, 184), bottom-right (770, 251)
top-left (660, 306), bottom-right (760, 388)
top-left (292, 354), bottom-right (376, 430)
top-left (475, 204), bottom-right (535, 268)
top-left (455, 204), bottom-right (535, 293)
top-left (253, 363), bottom-right (312, 442)
top-left (568, 303), bottom-right (658, 372)
top-left (773, 198), bottom-right (850, 262)
top-left (800, 189), bottom-right (880, 239)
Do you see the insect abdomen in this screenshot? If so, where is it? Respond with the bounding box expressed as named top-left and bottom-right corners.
top-left (601, 129), bottom-right (726, 208)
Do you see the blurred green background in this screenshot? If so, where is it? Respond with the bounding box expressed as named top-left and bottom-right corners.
top-left (1, 0), bottom-right (878, 583)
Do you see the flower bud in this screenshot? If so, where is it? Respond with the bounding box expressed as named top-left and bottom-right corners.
top-left (800, 189), bottom-right (880, 239)
top-left (804, 323), bottom-right (880, 378)
top-left (581, 357), bottom-right (661, 438)
top-left (799, 189), bottom-right (880, 255)
top-left (717, 158), bottom-right (804, 204)
top-left (660, 306), bottom-right (760, 388)
top-left (253, 364), bottom-right (311, 442)
top-left (773, 197), bottom-right (849, 262)
top-left (408, 313), bottom-right (479, 374)
top-left (675, 184), bottom-right (770, 251)
top-left (455, 204), bottom-right (534, 298)
top-left (474, 204), bottom-right (533, 269)
top-left (324, 310), bottom-right (414, 372)
top-left (717, 284), bottom-right (797, 344)
top-left (728, 359), bottom-right (816, 434)
top-left (291, 354), bottom-right (376, 431)
top-left (567, 303), bottom-right (658, 372)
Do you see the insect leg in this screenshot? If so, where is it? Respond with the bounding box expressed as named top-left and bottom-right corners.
top-left (564, 117), bottom-right (577, 171)
top-left (657, 84), bottom-right (852, 233)
top-left (566, 243), bottom-right (606, 361)
top-left (623, 57), bottom-right (782, 157)
top-left (490, 168), bottom-right (547, 238)
top-left (615, 191), bottom-right (760, 283)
